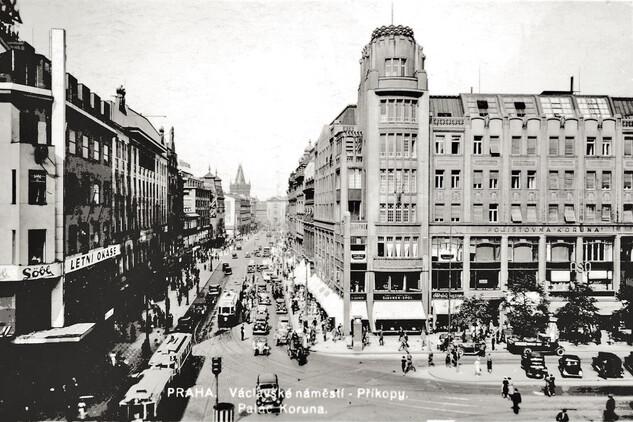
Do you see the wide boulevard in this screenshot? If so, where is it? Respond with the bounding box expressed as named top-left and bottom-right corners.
top-left (181, 235), bottom-right (633, 422)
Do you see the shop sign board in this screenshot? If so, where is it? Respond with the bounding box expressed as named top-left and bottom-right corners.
top-left (374, 293), bottom-right (422, 300)
top-left (0, 263), bottom-right (62, 282)
top-left (65, 245), bottom-right (121, 273)
top-left (431, 291), bottom-right (465, 299)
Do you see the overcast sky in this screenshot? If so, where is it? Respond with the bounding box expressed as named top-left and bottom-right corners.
top-left (18, 0), bottom-right (633, 199)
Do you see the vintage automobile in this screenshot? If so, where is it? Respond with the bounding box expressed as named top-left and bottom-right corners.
top-left (436, 332), bottom-right (452, 351)
top-left (207, 283), bottom-right (221, 297)
top-left (287, 333), bottom-right (307, 364)
top-left (277, 316), bottom-right (290, 331)
top-left (258, 292), bottom-right (272, 305)
top-left (236, 244), bottom-right (242, 250)
top-left (256, 304), bottom-right (269, 318)
top-left (592, 352), bottom-right (625, 378)
top-left (274, 328), bottom-right (290, 346)
top-left (624, 352), bottom-right (633, 375)
top-left (275, 299), bottom-right (287, 314)
top-left (453, 336), bottom-right (486, 356)
top-left (253, 321), bottom-right (270, 336)
top-left (222, 263), bottom-right (232, 275)
top-left (558, 354), bottom-right (583, 378)
top-left (521, 351), bottom-right (548, 379)
top-left (253, 337), bottom-right (270, 356)
top-left (232, 252), bottom-right (238, 259)
top-left (507, 335), bottom-right (565, 356)
top-left (245, 252), bottom-right (251, 258)
top-left (256, 373), bottom-right (284, 414)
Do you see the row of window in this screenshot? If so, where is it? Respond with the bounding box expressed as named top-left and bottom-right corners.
top-left (439, 203), bottom-right (618, 223)
top-left (380, 99), bottom-right (418, 123)
top-left (377, 236), bottom-right (419, 258)
top-left (434, 169), bottom-right (627, 191)
top-left (68, 130), bottom-right (110, 164)
top-left (379, 203), bottom-right (417, 223)
top-left (435, 134), bottom-right (633, 157)
top-left (379, 169), bottom-right (417, 193)
top-left (471, 97), bottom-right (611, 118)
top-left (379, 133), bottom-right (417, 157)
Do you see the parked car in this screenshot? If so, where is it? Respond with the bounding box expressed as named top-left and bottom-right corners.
top-left (207, 283), bottom-right (221, 296)
top-left (256, 373), bottom-right (283, 413)
top-left (521, 351), bottom-right (548, 379)
top-left (258, 292), bottom-right (272, 305)
top-left (253, 337), bottom-right (270, 356)
top-left (453, 336), bottom-right (486, 356)
top-left (592, 352), bottom-right (624, 378)
top-left (507, 335), bottom-right (565, 356)
top-left (624, 352), bottom-right (633, 375)
top-left (253, 321), bottom-right (270, 335)
top-left (558, 354), bottom-right (583, 378)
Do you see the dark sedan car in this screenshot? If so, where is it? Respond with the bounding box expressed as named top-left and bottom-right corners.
top-left (592, 352), bottom-right (624, 378)
top-left (521, 351), bottom-right (548, 379)
top-left (558, 354), bottom-right (583, 378)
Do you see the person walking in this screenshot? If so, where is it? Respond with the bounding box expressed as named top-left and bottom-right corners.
top-left (379, 328), bottom-right (384, 346)
top-left (446, 353), bottom-right (452, 368)
top-left (604, 394), bottom-right (617, 421)
top-left (507, 378), bottom-right (515, 398)
top-left (491, 335), bottom-right (496, 351)
top-left (406, 353), bottom-right (416, 372)
top-left (501, 377), bottom-right (509, 398)
top-left (428, 352), bottom-right (434, 367)
top-left (556, 409), bottom-right (569, 422)
top-left (511, 388), bottom-right (522, 414)
top-left (548, 375), bottom-right (556, 397)
top-left (240, 324), bottom-right (245, 341)
top-left (474, 357), bottom-right (482, 376)
top-left (487, 354), bottom-right (493, 373)
top-left (401, 356), bottom-right (407, 374)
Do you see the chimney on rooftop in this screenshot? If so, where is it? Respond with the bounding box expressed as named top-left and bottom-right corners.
top-left (116, 85), bottom-right (126, 113)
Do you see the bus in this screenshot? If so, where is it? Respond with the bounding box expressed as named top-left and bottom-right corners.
top-left (148, 333), bottom-right (193, 380)
top-left (247, 260), bottom-right (257, 273)
top-left (119, 368), bottom-right (172, 421)
top-left (262, 247), bottom-right (271, 257)
top-left (217, 290), bottom-right (242, 329)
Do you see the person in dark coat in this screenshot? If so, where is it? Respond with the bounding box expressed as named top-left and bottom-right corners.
top-left (511, 388), bottom-right (521, 414)
top-left (486, 354), bottom-right (493, 373)
top-left (556, 409), bottom-right (569, 422)
top-left (501, 377), bottom-right (509, 398)
top-left (445, 353), bottom-right (451, 367)
top-left (491, 336), bottom-right (496, 350)
top-left (548, 375), bottom-right (556, 396)
top-left (240, 324), bottom-right (245, 341)
top-left (401, 356), bottom-right (407, 374)
top-left (604, 394), bottom-right (617, 421)
top-left (379, 329), bottom-right (384, 346)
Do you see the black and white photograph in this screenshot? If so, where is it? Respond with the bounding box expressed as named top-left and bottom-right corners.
top-left (1, 0), bottom-right (633, 421)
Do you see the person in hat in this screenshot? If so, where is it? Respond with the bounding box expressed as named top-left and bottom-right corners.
top-left (556, 409), bottom-right (569, 422)
top-left (605, 394), bottom-right (617, 421)
top-left (401, 356), bottom-right (407, 374)
top-left (501, 377), bottom-right (509, 398)
top-left (510, 388), bottom-right (522, 414)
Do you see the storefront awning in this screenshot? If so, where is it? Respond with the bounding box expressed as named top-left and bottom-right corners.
top-left (373, 301), bottom-right (426, 321)
top-left (350, 301), bottom-right (369, 320)
top-left (432, 298), bottom-right (463, 315)
top-left (308, 274), bottom-right (343, 323)
top-left (595, 301), bottom-right (623, 316)
top-left (13, 323), bottom-right (95, 344)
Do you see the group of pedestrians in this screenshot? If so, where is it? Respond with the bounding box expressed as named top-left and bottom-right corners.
top-left (400, 353), bottom-right (416, 374)
top-left (501, 377), bottom-right (522, 414)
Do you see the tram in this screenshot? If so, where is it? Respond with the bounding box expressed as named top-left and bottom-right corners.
top-left (217, 290), bottom-right (242, 328)
top-left (148, 333), bottom-right (193, 380)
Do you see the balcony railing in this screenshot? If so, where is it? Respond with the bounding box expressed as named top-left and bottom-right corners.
top-left (432, 117), bottom-right (465, 126)
top-left (350, 222), bottom-right (367, 232)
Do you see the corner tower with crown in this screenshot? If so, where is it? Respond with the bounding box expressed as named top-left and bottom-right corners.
top-left (357, 25), bottom-right (431, 332)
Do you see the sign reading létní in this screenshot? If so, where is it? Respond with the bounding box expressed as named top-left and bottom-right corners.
top-left (65, 245), bottom-right (121, 273)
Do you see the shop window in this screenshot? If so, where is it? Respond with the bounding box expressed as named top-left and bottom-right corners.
top-left (471, 238), bottom-right (500, 262)
top-left (547, 239), bottom-right (574, 262)
top-left (583, 239), bottom-right (613, 262)
top-left (509, 238), bottom-right (538, 262)
top-left (470, 269), bottom-right (499, 290)
top-left (28, 229), bottom-right (45, 264)
top-left (432, 269), bottom-right (462, 290)
top-left (28, 170), bottom-right (46, 205)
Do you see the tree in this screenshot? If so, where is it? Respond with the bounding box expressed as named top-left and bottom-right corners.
top-left (555, 284), bottom-right (599, 343)
top-left (452, 296), bottom-right (496, 331)
top-left (503, 276), bottom-right (549, 338)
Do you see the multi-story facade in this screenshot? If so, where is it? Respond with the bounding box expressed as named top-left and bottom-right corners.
top-left (266, 196), bottom-right (287, 229)
top-left (288, 24), bottom-right (633, 335)
top-left (201, 169), bottom-right (225, 246)
top-left (229, 164), bottom-right (250, 197)
top-left (254, 199), bottom-right (268, 229)
top-left (180, 169), bottom-right (211, 249)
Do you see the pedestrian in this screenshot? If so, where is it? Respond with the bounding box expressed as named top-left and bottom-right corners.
top-left (130, 323), bottom-right (137, 342)
top-left (446, 353), bottom-right (451, 368)
top-left (556, 408), bottom-right (569, 422)
top-left (605, 394), bottom-right (617, 421)
top-left (406, 353), bottom-right (416, 372)
top-left (379, 328), bottom-right (384, 346)
top-left (240, 324), bottom-right (245, 341)
top-left (548, 374), bottom-right (556, 396)
top-left (501, 377), bottom-right (509, 398)
top-left (401, 356), bottom-right (407, 374)
top-left (511, 388), bottom-right (521, 414)
top-left (398, 326), bottom-right (404, 339)
top-left (491, 335), bottom-right (496, 351)
top-left (474, 357), bottom-right (481, 376)
top-left (487, 354), bottom-right (493, 373)
top-left (508, 378), bottom-right (515, 398)
top-left (544, 373), bottom-right (551, 397)
top-left (428, 352), bottom-right (434, 366)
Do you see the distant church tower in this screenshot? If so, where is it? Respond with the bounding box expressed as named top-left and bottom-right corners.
top-left (230, 164), bottom-right (251, 197)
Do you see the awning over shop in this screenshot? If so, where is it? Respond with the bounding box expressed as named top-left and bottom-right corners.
top-left (373, 301), bottom-right (426, 321)
top-left (13, 323), bottom-right (95, 344)
top-left (350, 301), bottom-right (369, 320)
top-left (432, 298), bottom-right (463, 315)
top-left (293, 260), bottom-right (307, 284)
top-left (185, 212), bottom-right (200, 218)
top-left (308, 274), bottom-right (343, 323)
top-left (595, 301), bottom-right (623, 316)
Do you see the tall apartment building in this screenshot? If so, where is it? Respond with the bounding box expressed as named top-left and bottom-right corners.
top-left (287, 24), bottom-right (633, 335)
top-left (267, 196), bottom-right (287, 229)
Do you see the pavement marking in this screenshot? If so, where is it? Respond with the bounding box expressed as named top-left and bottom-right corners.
top-left (438, 396), bottom-right (469, 401)
top-left (389, 400), bottom-right (483, 415)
